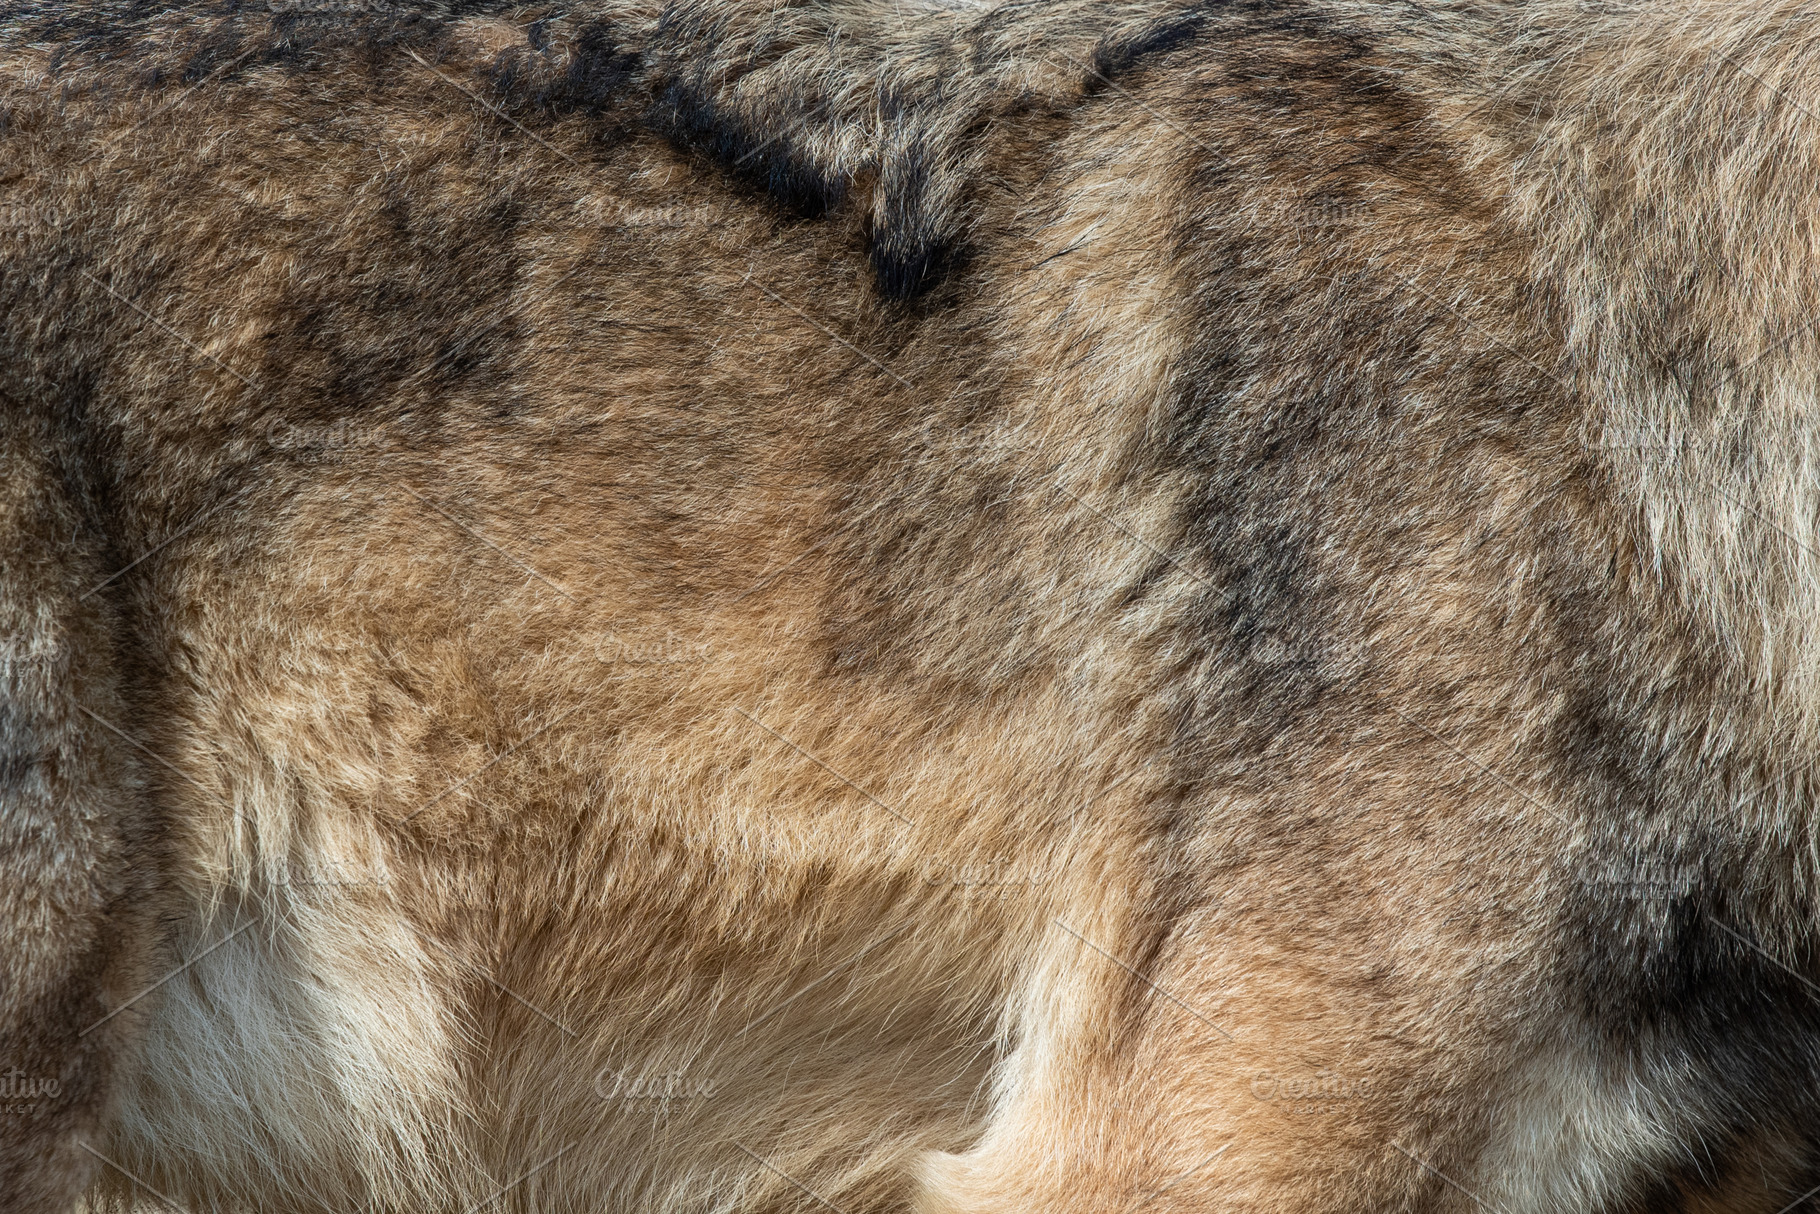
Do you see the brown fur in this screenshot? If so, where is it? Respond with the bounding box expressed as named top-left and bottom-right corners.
top-left (6, 1), bottom-right (1820, 1211)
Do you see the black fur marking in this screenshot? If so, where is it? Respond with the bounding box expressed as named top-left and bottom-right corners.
top-left (870, 236), bottom-right (970, 304)
top-left (870, 140), bottom-right (949, 301)
top-left (501, 21), bottom-right (642, 120)
top-left (1090, 10), bottom-right (1207, 82)
top-left (14, 0), bottom-right (979, 299)
top-left (647, 83), bottom-right (847, 220)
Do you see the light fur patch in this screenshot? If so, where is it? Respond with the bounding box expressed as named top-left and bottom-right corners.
top-left (102, 885), bottom-right (471, 1214)
top-left (1470, 1029), bottom-right (1687, 1214)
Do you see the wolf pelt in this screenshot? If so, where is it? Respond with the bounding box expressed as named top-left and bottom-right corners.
top-left (6, 0), bottom-right (1820, 1210)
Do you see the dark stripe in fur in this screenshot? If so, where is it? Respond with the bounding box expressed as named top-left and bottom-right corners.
top-left (1, 0), bottom-right (1220, 300)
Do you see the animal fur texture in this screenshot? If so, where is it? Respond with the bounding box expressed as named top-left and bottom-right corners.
top-left (5, 0), bottom-right (1820, 1210)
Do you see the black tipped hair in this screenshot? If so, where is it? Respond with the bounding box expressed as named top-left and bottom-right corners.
top-left (1090, 11), bottom-right (1207, 82)
top-left (647, 85), bottom-right (848, 220)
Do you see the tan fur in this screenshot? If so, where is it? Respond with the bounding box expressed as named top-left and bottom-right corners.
top-left (9, 1), bottom-right (1820, 1212)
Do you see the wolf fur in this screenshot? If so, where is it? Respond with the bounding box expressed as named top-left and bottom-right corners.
top-left (6, 0), bottom-right (1820, 1211)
